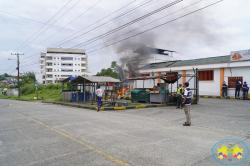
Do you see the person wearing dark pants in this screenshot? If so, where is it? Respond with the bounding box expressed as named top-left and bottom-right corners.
top-left (182, 82), bottom-right (192, 126)
top-left (242, 82), bottom-right (249, 100)
top-left (176, 84), bottom-right (184, 109)
top-left (235, 81), bottom-right (242, 99)
top-left (222, 81), bottom-right (228, 98)
top-left (96, 86), bottom-right (104, 112)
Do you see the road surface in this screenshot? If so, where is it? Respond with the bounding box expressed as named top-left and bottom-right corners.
top-left (0, 98), bottom-right (250, 166)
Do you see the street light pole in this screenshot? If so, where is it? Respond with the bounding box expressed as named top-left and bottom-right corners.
top-left (11, 52), bottom-right (24, 97)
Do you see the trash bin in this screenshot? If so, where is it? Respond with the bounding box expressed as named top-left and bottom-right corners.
top-left (71, 92), bottom-right (77, 102)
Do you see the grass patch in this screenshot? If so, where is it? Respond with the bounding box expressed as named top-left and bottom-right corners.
top-left (0, 86), bottom-right (62, 102)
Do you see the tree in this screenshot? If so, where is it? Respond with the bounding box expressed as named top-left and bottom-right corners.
top-left (96, 61), bottom-right (119, 79)
top-left (0, 73), bottom-right (10, 81)
top-left (21, 72), bottom-right (36, 85)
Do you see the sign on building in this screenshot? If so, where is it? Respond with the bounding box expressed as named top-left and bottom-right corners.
top-left (231, 50), bottom-right (250, 61)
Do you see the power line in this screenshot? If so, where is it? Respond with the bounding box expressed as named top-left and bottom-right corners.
top-left (69, 0), bottom-right (184, 48)
top-left (86, 0), bottom-right (204, 50)
top-left (34, 0), bottom-right (97, 46)
top-left (19, 0), bottom-right (183, 66)
top-left (86, 0), bottom-right (224, 54)
top-left (56, 0), bottom-right (154, 47)
top-left (19, 0), bottom-right (223, 69)
top-left (19, 0), bottom-right (182, 67)
top-left (19, 0), bottom-right (148, 63)
top-left (16, 0), bottom-right (75, 51)
top-left (0, 10), bottom-right (71, 31)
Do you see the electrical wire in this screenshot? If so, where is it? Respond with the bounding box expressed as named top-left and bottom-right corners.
top-left (69, 0), bottom-right (184, 48)
top-left (37, 0), bottom-right (103, 46)
top-left (19, 0), bottom-right (224, 72)
top-left (86, 0), bottom-right (224, 54)
top-left (56, 0), bottom-right (154, 47)
top-left (85, 0), bottom-right (204, 50)
top-left (16, 0), bottom-right (76, 51)
top-left (20, 0), bottom-right (152, 63)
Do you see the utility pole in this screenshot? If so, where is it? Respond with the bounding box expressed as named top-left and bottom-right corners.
top-left (11, 52), bottom-right (24, 97)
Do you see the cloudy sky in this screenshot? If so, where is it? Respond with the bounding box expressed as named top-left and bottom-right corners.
top-left (0, 0), bottom-right (249, 79)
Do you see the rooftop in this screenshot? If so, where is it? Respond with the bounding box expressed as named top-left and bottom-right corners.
top-left (62, 75), bottom-right (120, 83)
top-left (141, 55), bottom-right (232, 70)
top-left (47, 48), bottom-right (85, 55)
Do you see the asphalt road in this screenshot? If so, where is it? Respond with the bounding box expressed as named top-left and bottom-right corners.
top-left (0, 98), bottom-right (250, 166)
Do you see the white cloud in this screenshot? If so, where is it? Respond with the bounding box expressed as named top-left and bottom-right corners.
top-left (0, 0), bottom-right (249, 76)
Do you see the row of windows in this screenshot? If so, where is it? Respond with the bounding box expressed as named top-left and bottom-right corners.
top-left (52, 63), bottom-right (84, 66)
top-left (46, 57), bottom-right (86, 61)
top-left (146, 71), bottom-right (244, 88)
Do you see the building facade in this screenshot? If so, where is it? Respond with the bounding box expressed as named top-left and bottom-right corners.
top-left (40, 48), bottom-right (87, 84)
top-left (139, 50), bottom-right (250, 97)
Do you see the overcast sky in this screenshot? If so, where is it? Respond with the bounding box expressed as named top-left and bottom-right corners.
top-left (0, 0), bottom-right (249, 78)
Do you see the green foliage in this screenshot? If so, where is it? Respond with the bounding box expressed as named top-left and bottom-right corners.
top-left (111, 61), bottom-right (117, 69)
top-left (21, 72), bottom-right (36, 85)
top-left (21, 83), bottom-right (35, 95)
top-left (0, 73), bottom-right (11, 81)
top-left (96, 61), bottom-right (119, 79)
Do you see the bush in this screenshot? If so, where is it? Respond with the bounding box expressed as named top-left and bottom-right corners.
top-left (21, 83), bottom-right (35, 95)
top-left (46, 84), bottom-right (61, 90)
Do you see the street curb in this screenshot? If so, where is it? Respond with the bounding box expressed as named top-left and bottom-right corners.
top-left (42, 101), bottom-right (168, 111)
top-left (200, 95), bottom-right (249, 100)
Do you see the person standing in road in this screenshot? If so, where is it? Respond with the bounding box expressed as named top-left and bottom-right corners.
top-left (182, 82), bottom-right (192, 126)
top-left (96, 85), bottom-right (104, 112)
top-left (242, 81), bottom-right (249, 100)
top-left (176, 84), bottom-right (184, 109)
top-left (222, 81), bottom-right (228, 98)
top-left (235, 81), bottom-right (242, 99)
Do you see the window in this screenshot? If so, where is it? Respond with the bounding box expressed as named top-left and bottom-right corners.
top-left (61, 69), bottom-right (73, 72)
top-left (228, 77), bottom-right (243, 88)
top-left (198, 70), bottom-right (214, 81)
top-left (61, 63), bottom-right (73, 66)
top-left (61, 57), bottom-right (73, 60)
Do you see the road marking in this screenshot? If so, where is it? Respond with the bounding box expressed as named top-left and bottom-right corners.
top-left (17, 112), bottom-right (131, 166)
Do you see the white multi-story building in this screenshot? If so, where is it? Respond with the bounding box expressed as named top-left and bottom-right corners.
top-left (40, 48), bottom-right (87, 84)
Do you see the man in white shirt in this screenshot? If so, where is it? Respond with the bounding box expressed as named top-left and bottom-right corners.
top-left (182, 82), bottom-right (192, 126)
top-left (96, 86), bottom-right (104, 112)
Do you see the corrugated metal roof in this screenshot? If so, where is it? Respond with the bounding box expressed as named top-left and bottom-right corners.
top-left (62, 75), bottom-right (120, 83)
top-left (141, 55), bottom-right (231, 70)
top-left (82, 76), bottom-right (120, 83)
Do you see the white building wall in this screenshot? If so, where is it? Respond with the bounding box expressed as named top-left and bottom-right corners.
top-left (40, 50), bottom-right (88, 84)
top-left (196, 69), bottom-right (220, 96)
top-left (224, 66), bottom-right (250, 97)
top-left (136, 61), bottom-right (250, 97)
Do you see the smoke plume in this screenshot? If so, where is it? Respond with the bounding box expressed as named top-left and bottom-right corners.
top-left (106, 0), bottom-right (223, 77)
